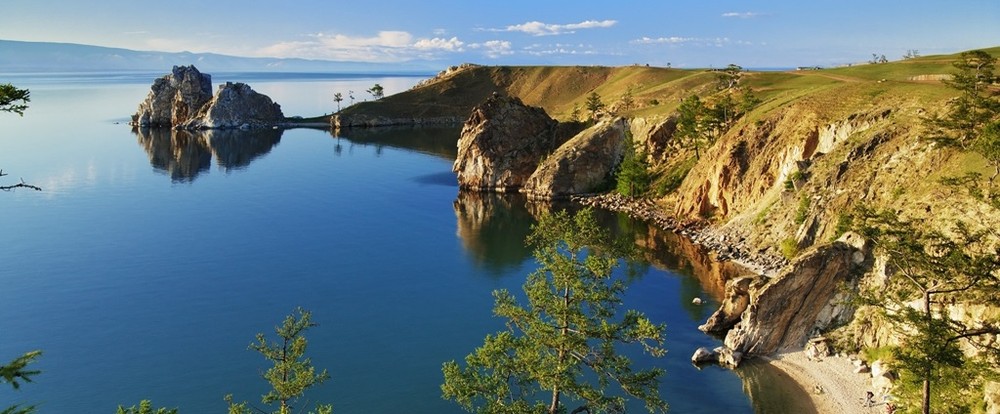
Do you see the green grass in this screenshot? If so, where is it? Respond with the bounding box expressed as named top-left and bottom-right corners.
top-left (779, 238), bottom-right (799, 259)
top-left (795, 194), bottom-right (811, 225)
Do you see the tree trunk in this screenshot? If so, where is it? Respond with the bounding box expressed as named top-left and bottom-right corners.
top-left (922, 289), bottom-right (931, 414)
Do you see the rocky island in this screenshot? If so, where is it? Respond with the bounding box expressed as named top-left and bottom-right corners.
top-left (132, 65), bottom-right (284, 130)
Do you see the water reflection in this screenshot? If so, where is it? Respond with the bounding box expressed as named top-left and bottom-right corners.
top-left (331, 126), bottom-right (460, 159)
top-left (133, 127), bottom-right (282, 182)
top-left (735, 360), bottom-right (818, 414)
top-left (453, 192), bottom-right (535, 274)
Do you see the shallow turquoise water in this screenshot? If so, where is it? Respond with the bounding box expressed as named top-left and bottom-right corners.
top-left (0, 73), bottom-right (806, 413)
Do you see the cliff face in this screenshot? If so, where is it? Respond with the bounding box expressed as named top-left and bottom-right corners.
top-left (453, 95), bottom-right (559, 192)
top-left (522, 119), bottom-right (627, 200)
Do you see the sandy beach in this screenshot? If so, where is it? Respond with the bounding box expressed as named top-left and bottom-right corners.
top-left (765, 351), bottom-right (889, 413)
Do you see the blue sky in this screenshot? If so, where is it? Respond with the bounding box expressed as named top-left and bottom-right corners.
top-left (2, 0), bottom-right (998, 68)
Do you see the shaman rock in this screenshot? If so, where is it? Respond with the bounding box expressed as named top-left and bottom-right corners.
top-left (133, 65), bottom-right (212, 127)
top-left (183, 82), bottom-right (284, 129)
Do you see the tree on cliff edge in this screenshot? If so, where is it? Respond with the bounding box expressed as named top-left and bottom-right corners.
top-left (442, 208), bottom-right (667, 414)
top-left (856, 207), bottom-right (1000, 414)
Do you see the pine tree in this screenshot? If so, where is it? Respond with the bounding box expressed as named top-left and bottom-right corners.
top-left (442, 208), bottom-right (667, 414)
top-left (228, 308), bottom-right (332, 414)
top-left (1, 350), bottom-right (41, 414)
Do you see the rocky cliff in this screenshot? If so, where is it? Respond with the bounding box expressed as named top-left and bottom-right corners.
top-left (132, 66), bottom-right (284, 130)
top-left (133, 65), bottom-right (212, 127)
top-left (453, 94), bottom-right (559, 192)
top-left (182, 82), bottom-right (284, 129)
top-left (522, 119), bottom-right (627, 200)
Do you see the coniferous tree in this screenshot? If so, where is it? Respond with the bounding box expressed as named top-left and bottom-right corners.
top-left (228, 308), bottom-right (332, 414)
top-left (585, 92), bottom-right (605, 121)
top-left (929, 50), bottom-right (999, 148)
top-left (676, 95), bottom-right (706, 159)
top-left (855, 207), bottom-right (1000, 414)
top-left (1, 351), bottom-right (41, 414)
top-left (616, 136), bottom-right (651, 198)
top-left (442, 208), bottom-right (667, 414)
top-left (0, 83), bottom-right (30, 116)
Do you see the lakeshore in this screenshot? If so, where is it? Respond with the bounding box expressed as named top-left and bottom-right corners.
top-left (573, 192), bottom-right (880, 413)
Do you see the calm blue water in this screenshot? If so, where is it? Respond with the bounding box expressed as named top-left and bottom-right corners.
top-left (0, 73), bottom-right (807, 413)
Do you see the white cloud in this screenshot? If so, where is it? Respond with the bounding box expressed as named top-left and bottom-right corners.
top-left (631, 36), bottom-right (697, 45)
top-left (414, 37), bottom-right (464, 51)
top-left (257, 31), bottom-right (467, 62)
top-left (631, 36), bottom-right (747, 47)
top-left (469, 40), bottom-right (513, 58)
top-left (722, 12), bottom-right (764, 18)
top-left (487, 19), bottom-right (617, 36)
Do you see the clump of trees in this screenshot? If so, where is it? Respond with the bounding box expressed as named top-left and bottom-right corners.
top-left (616, 134), bottom-right (651, 198)
top-left (675, 64), bottom-right (761, 159)
top-left (442, 208), bottom-right (667, 414)
top-left (366, 84), bottom-right (384, 101)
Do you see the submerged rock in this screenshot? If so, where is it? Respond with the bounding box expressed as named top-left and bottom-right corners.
top-left (691, 347), bottom-right (717, 364)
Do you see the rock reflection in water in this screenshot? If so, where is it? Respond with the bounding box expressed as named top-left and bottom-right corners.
top-left (735, 360), bottom-right (818, 414)
top-left (453, 191), bottom-right (534, 275)
top-left (133, 127), bottom-right (282, 182)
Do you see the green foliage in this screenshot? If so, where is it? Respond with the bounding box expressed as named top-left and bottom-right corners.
top-left (855, 207), bottom-right (1000, 413)
top-left (1, 350), bottom-right (41, 414)
top-left (442, 208), bottom-right (667, 414)
top-left (616, 136), bottom-right (651, 198)
top-left (652, 156), bottom-right (696, 196)
top-left (751, 202), bottom-right (774, 227)
top-left (618, 88), bottom-right (635, 113)
top-left (585, 91), bottom-right (605, 120)
top-left (830, 211), bottom-right (854, 241)
top-left (779, 238), bottom-right (799, 259)
top-left (115, 400), bottom-right (178, 414)
top-left (333, 92), bottom-right (343, 112)
top-left (366, 84), bottom-right (384, 100)
top-left (716, 64), bottom-right (743, 90)
top-left (676, 94), bottom-right (706, 159)
top-left (648, 98), bottom-right (660, 106)
top-left (0, 83), bottom-right (30, 116)
top-left (974, 120), bottom-right (1000, 184)
top-left (926, 50), bottom-right (999, 149)
top-left (569, 103), bottom-right (581, 122)
top-left (227, 308), bottom-right (332, 414)
top-left (794, 194), bottom-right (811, 225)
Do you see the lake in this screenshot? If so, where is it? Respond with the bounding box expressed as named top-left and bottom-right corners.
top-left (0, 72), bottom-right (809, 413)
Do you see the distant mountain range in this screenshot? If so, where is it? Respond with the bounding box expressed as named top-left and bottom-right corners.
top-left (0, 39), bottom-right (437, 73)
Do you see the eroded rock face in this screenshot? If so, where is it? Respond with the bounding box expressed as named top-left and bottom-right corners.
top-left (183, 82), bottom-right (284, 129)
top-left (133, 65), bottom-right (212, 127)
top-left (701, 233), bottom-right (868, 365)
top-left (521, 118), bottom-right (627, 200)
top-left (453, 95), bottom-right (559, 192)
top-left (698, 276), bottom-right (761, 333)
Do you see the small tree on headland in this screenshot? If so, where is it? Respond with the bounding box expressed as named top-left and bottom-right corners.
top-left (929, 50), bottom-right (999, 149)
top-left (227, 308), bottom-right (332, 414)
top-left (333, 92), bottom-right (343, 112)
top-left (585, 91), bottom-right (605, 121)
top-left (442, 208), bottom-right (667, 414)
top-left (367, 84), bottom-right (384, 100)
top-left (716, 64), bottom-right (743, 90)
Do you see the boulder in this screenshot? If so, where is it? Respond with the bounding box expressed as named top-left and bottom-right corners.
top-left (453, 94), bottom-right (559, 192)
top-left (698, 276), bottom-right (759, 333)
top-left (183, 82), bottom-right (284, 129)
top-left (133, 65), bottom-right (212, 127)
top-left (716, 346), bottom-right (743, 368)
top-left (691, 347), bottom-right (717, 364)
top-left (521, 118), bottom-right (627, 200)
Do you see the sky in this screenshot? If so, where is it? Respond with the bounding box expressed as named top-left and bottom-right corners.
top-left (2, 0), bottom-right (998, 68)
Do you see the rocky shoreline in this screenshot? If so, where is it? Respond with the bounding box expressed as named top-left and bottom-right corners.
top-left (571, 192), bottom-right (788, 276)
